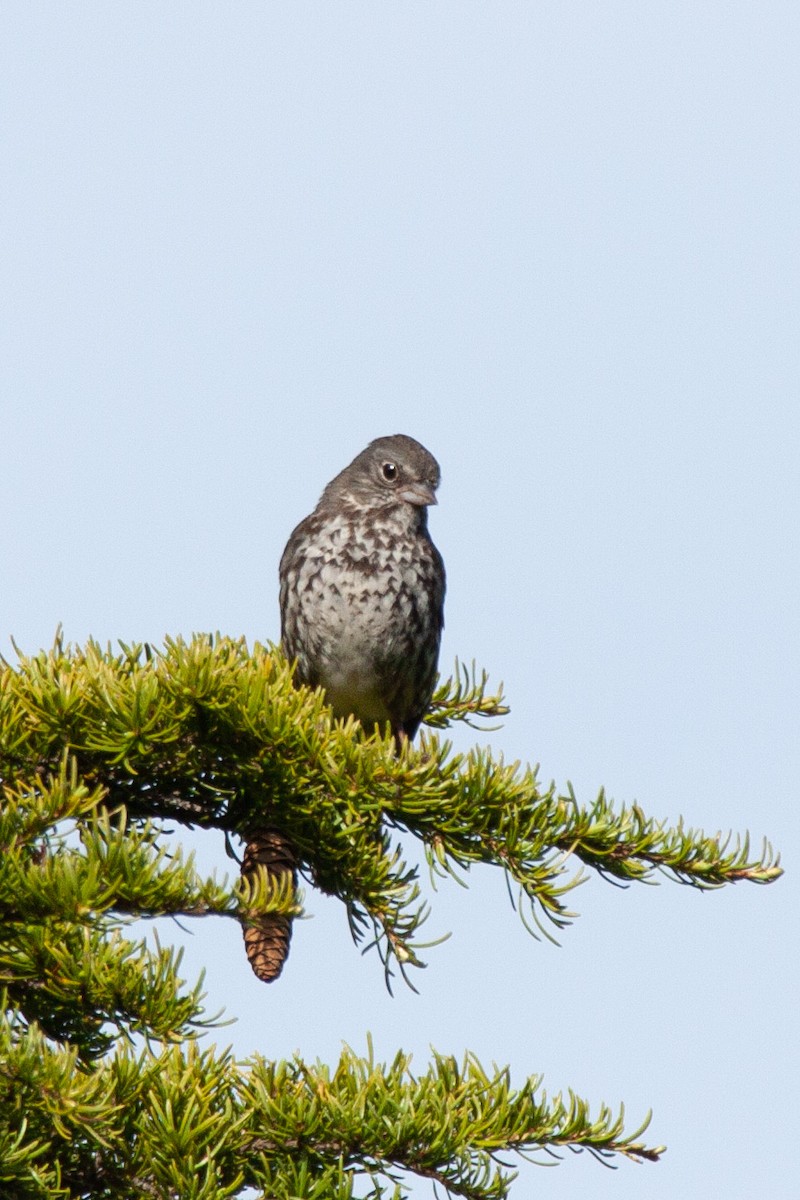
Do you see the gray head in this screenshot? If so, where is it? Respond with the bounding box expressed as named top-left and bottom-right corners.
top-left (320, 434), bottom-right (441, 511)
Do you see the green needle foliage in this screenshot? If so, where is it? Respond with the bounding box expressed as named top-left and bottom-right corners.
top-left (0, 633), bottom-right (782, 1197)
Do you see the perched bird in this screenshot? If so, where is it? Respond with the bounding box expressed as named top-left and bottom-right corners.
top-left (242, 434), bottom-right (446, 983)
top-left (280, 433), bottom-right (446, 741)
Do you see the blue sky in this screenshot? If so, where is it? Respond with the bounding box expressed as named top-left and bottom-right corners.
top-left (2, 4), bottom-right (798, 1197)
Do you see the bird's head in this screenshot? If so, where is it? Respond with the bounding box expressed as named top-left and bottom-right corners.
top-left (321, 434), bottom-right (440, 513)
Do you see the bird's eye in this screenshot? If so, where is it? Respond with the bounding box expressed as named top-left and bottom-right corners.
top-left (381, 461), bottom-right (398, 482)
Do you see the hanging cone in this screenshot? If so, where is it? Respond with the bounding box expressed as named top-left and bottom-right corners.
top-left (241, 828), bottom-right (297, 983)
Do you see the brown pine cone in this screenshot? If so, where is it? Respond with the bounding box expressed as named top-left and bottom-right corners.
top-left (240, 828), bottom-right (297, 983)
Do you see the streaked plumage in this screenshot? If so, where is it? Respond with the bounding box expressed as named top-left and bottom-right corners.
top-left (279, 433), bottom-right (445, 740)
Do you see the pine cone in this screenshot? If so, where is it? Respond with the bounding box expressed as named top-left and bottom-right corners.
top-left (241, 828), bottom-right (297, 983)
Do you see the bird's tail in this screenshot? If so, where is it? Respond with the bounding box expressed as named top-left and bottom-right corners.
top-left (241, 828), bottom-right (297, 983)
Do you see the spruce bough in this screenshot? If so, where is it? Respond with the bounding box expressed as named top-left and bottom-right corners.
top-left (0, 634), bottom-right (781, 1196)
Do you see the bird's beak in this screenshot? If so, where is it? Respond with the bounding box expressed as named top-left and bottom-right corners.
top-left (399, 483), bottom-right (438, 507)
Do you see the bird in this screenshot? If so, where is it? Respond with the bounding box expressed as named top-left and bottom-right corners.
top-left (242, 434), bottom-right (446, 983)
top-left (280, 433), bottom-right (446, 741)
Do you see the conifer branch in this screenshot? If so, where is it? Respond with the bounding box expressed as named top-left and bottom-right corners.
top-left (0, 634), bottom-right (781, 985)
top-left (0, 1021), bottom-right (663, 1198)
top-left (426, 660), bottom-right (510, 729)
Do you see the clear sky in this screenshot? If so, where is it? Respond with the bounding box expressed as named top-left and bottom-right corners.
top-left (2, 4), bottom-right (797, 1197)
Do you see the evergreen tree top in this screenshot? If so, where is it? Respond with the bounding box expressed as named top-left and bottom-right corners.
top-left (0, 634), bottom-right (781, 1197)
